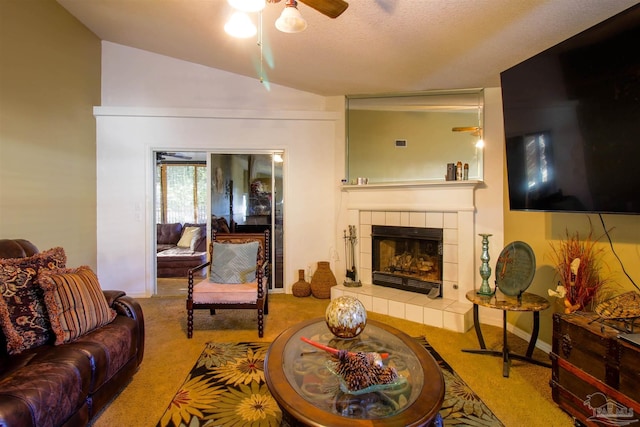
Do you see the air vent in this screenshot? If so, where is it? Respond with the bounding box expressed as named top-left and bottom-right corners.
top-left (395, 139), bottom-right (407, 147)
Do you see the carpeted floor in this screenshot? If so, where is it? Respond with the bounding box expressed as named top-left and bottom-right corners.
top-left (91, 294), bottom-right (574, 427)
top-left (156, 277), bottom-right (189, 297)
top-left (155, 338), bottom-right (503, 427)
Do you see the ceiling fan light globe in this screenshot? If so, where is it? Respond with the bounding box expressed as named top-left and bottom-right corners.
top-left (227, 0), bottom-right (266, 13)
top-left (275, 7), bottom-right (307, 33)
top-left (224, 11), bottom-right (257, 38)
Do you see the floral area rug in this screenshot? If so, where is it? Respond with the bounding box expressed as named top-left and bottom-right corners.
top-left (156, 338), bottom-right (503, 427)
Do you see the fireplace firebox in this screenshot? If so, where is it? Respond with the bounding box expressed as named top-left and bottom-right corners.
top-left (371, 225), bottom-right (443, 297)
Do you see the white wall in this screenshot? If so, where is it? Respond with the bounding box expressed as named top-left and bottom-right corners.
top-left (96, 42), bottom-right (343, 297)
top-left (96, 42), bottom-right (504, 303)
top-left (101, 42), bottom-right (326, 110)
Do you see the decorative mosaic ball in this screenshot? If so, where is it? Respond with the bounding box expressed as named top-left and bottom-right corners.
top-left (325, 296), bottom-right (367, 339)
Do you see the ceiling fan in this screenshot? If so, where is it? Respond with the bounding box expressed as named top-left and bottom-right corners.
top-left (267, 0), bottom-right (348, 19)
top-left (156, 152), bottom-right (193, 162)
top-left (452, 127), bottom-right (482, 137)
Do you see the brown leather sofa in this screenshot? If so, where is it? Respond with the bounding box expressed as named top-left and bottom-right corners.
top-left (156, 223), bottom-right (207, 277)
top-left (0, 239), bottom-right (145, 427)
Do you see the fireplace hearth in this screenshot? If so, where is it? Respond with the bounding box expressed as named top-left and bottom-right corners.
top-left (371, 225), bottom-right (443, 297)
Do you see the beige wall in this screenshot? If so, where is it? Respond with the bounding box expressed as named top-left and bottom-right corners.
top-left (348, 110), bottom-right (480, 182)
top-left (0, 0), bottom-right (101, 267)
top-left (503, 164), bottom-right (640, 344)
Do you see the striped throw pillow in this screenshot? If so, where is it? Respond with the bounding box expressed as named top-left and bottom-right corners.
top-left (38, 266), bottom-right (116, 345)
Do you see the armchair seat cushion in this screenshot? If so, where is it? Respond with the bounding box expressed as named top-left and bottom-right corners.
top-left (192, 279), bottom-right (258, 304)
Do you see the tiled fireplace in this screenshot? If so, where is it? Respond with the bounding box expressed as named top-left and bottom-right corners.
top-left (333, 181), bottom-right (480, 332)
top-left (371, 225), bottom-right (443, 296)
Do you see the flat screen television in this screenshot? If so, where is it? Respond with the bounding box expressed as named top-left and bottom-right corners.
top-left (501, 4), bottom-right (640, 215)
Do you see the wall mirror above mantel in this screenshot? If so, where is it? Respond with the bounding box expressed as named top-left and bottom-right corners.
top-left (346, 89), bottom-right (484, 184)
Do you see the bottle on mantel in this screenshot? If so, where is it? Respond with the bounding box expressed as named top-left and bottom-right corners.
top-left (456, 161), bottom-right (463, 180)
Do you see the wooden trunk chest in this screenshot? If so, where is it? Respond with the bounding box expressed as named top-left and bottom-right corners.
top-left (550, 312), bottom-right (640, 425)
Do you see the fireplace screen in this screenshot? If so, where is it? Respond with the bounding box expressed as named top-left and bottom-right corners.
top-left (371, 226), bottom-right (443, 297)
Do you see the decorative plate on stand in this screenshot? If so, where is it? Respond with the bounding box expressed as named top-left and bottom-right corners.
top-left (495, 241), bottom-right (536, 296)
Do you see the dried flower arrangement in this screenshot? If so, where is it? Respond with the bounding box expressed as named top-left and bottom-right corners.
top-left (548, 227), bottom-right (612, 313)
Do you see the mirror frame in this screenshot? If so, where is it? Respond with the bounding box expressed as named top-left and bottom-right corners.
top-left (345, 88), bottom-right (484, 184)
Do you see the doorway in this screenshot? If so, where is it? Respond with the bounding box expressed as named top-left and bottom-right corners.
top-left (154, 151), bottom-right (208, 296)
top-left (153, 150), bottom-right (284, 296)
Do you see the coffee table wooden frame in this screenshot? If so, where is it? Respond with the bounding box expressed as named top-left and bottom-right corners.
top-left (265, 318), bottom-right (444, 427)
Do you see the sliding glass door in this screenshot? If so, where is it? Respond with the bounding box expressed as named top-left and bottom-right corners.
top-left (153, 150), bottom-right (284, 293)
top-left (210, 152), bottom-right (284, 290)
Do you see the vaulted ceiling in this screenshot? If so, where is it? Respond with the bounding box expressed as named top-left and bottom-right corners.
top-left (57, 0), bottom-right (638, 96)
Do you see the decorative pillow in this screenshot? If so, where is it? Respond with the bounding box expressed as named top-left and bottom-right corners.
top-left (184, 223), bottom-right (206, 252)
top-left (177, 226), bottom-right (201, 249)
top-left (38, 266), bottom-right (116, 345)
top-left (0, 247), bottom-right (66, 355)
top-left (209, 241), bottom-right (259, 284)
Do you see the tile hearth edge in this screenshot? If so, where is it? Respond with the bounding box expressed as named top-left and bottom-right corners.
top-left (332, 283), bottom-right (473, 333)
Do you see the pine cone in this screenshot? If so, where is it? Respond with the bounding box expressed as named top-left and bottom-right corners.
top-left (377, 366), bottom-right (399, 384)
top-left (333, 350), bottom-right (398, 391)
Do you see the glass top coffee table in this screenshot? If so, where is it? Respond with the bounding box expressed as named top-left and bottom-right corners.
top-left (265, 318), bottom-right (444, 426)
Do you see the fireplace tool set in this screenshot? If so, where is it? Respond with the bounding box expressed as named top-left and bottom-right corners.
top-left (343, 225), bottom-right (361, 287)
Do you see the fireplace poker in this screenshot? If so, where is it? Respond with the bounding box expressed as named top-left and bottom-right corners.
top-left (344, 225), bottom-right (361, 287)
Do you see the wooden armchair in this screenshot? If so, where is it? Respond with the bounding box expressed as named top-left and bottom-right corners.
top-left (186, 230), bottom-right (270, 338)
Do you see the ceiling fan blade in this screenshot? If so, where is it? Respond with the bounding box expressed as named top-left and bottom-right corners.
top-left (156, 152), bottom-right (193, 161)
top-left (452, 127), bottom-right (482, 137)
top-left (299, 0), bottom-right (348, 18)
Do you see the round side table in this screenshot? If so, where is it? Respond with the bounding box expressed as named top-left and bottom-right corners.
top-left (462, 289), bottom-right (551, 377)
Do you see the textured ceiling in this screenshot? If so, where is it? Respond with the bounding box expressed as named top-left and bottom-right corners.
top-left (57, 0), bottom-right (639, 96)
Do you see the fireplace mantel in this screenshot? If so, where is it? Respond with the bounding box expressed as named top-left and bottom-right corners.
top-left (342, 179), bottom-right (482, 190)
top-left (342, 180), bottom-right (481, 213)
top-left (335, 180), bottom-right (481, 333)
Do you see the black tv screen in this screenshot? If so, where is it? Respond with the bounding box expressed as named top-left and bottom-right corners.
top-left (501, 4), bottom-right (640, 215)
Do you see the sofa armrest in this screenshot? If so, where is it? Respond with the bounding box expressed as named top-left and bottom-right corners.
top-left (103, 291), bottom-right (145, 367)
top-left (103, 290), bottom-right (126, 306)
